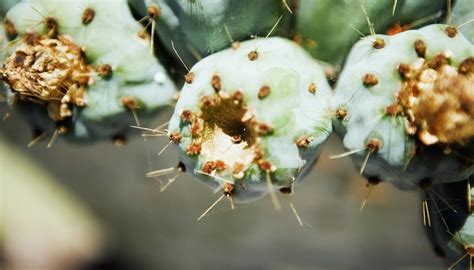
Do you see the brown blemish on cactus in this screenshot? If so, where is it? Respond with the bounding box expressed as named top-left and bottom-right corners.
top-left (414, 40), bottom-right (427, 58)
top-left (398, 56), bottom-right (474, 145)
top-left (232, 163), bottom-right (245, 179)
top-left (180, 109), bottom-right (194, 123)
top-left (445, 26), bottom-right (458, 38)
top-left (258, 85), bottom-right (270, 99)
top-left (372, 38), bottom-right (385, 49)
top-left (147, 4), bottom-right (160, 20)
top-left (231, 135), bottom-right (242, 144)
top-left (214, 160), bottom-right (226, 171)
top-left (257, 159), bottom-right (273, 172)
top-left (385, 104), bottom-right (401, 116)
top-left (223, 183), bottom-right (234, 196)
top-left (186, 141), bottom-right (201, 155)
top-left (308, 83), bottom-right (317, 94)
top-left (296, 135), bottom-right (313, 148)
top-left (362, 74), bottom-right (378, 87)
top-left (248, 50), bottom-right (258, 61)
top-left (232, 90), bottom-right (244, 105)
top-left (211, 75), bottom-right (221, 92)
top-left (335, 108), bottom-right (347, 120)
top-left (427, 54), bottom-right (449, 70)
top-left (185, 72), bottom-right (195, 84)
top-left (256, 123), bottom-right (273, 136)
top-left (458, 57), bottom-right (474, 75)
top-left (202, 161), bottom-right (215, 174)
top-left (97, 64), bottom-right (113, 79)
top-left (121, 96), bottom-right (140, 109)
top-left (44, 17), bottom-right (58, 38)
top-left (82, 8), bottom-right (96, 25)
top-left (191, 121), bottom-right (201, 138)
top-left (200, 95), bottom-right (215, 108)
top-left (201, 96), bottom-right (256, 146)
top-left (0, 35), bottom-right (91, 121)
top-left (366, 138), bottom-right (381, 153)
top-left (4, 19), bottom-right (18, 40)
top-left (169, 131), bottom-right (182, 143)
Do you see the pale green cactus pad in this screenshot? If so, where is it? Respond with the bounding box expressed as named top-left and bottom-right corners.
top-left (1, 0), bottom-right (176, 142)
top-left (333, 24), bottom-right (474, 189)
top-left (128, 0), bottom-right (294, 68)
top-left (296, 0), bottom-right (446, 65)
top-left (167, 37), bottom-right (332, 202)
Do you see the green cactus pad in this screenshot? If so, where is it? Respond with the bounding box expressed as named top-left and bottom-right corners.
top-left (1, 0), bottom-right (176, 142)
top-left (129, 0), bottom-right (294, 69)
top-left (167, 37), bottom-right (332, 202)
top-left (296, 0), bottom-right (446, 65)
top-left (333, 24), bottom-right (474, 189)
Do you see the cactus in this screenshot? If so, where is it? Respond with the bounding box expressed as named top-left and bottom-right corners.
top-left (0, 0), bottom-right (19, 17)
top-left (295, 0), bottom-right (446, 65)
top-left (0, 0), bottom-right (176, 142)
top-left (128, 0), bottom-right (295, 70)
top-left (165, 37), bottom-right (332, 203)
top-left (332, 24), bottom-right (474, 189)
top-left (452, 0), bottom-right (474, 43)
top-left (425, 178), bottom-right (473, 269)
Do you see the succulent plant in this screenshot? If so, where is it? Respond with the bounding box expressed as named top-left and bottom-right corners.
top-left (296, 0), bottom-right (446, 65)
top-left (332, 24), bottom-right (474, 190)
top-left (0, 0), bottom-right (176, 143)
top-left (165, 37), bottom-right (332, 204)
top-left (425, 178), bottom-right (473, 269)
top-left (128, 0), bottom-right (295, 70)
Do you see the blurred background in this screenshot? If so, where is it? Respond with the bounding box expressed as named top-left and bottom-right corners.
top-left (1, 105), bottom-right (445, 269)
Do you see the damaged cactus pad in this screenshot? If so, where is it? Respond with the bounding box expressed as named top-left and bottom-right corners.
top-left (1, 0), bottom-right (175, 142)
top-left (333, 24), bottom-right (474, 189)
top-left (167, 37), bottom-right (332, 202)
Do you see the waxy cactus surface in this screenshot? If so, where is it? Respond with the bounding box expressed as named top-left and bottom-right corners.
top-left (167, 37), bottom-right (332, 202)
top-left (333, 24), bottom-right (474, 189)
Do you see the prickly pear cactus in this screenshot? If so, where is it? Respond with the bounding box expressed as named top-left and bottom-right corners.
top-left (167, 37), bottom-right (332, 202)
top-left (425, 178), bottom-right (473, 269)
top-left (333, 24), bottom-right (474, 189)
top-left (129, 0), bottom-right (295, 69)
top-left (1, 0), bottom-right (176, 142)
top-left (296, 0), bottom-right (446, 65)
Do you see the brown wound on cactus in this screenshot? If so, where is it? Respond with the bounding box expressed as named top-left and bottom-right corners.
top-left (82, 8), bottom-right (96, 25)
top-left (0, 35), bottom-right (91, 121)
top-left (4, 19), bottom-right (18, 40)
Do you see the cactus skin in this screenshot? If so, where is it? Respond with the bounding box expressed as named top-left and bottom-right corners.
top-left (425, 178), bottom-right (473, 269)
top-left (1, 0), bottom-right (176, 142)
top-left (0, 0), bottom-right (19, 17)
top-left (296, 0), bottom-right (446, 65)
top-left (129, 0), bottom-right (294, 69)
top-left (452, 0), bottom-right (474, 43)
top-left (333, 24), bottom-right (474, 190)
top-left (167, 37), bottom-right (332, 202)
